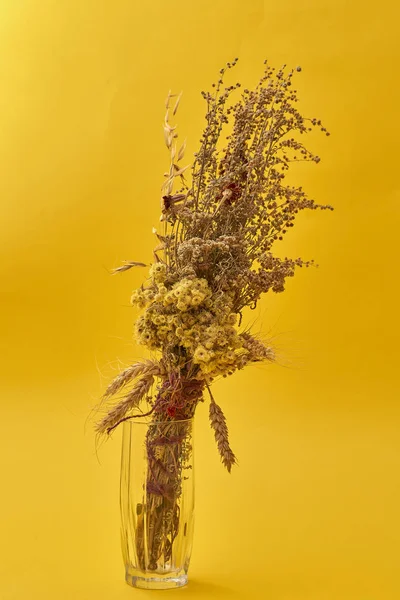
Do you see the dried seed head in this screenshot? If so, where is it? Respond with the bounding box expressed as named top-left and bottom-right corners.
top-left (209, 399), bottom-right (237, 473)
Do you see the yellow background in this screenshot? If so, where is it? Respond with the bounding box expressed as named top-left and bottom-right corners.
top-left (1, 1), bottom-right (399, 598)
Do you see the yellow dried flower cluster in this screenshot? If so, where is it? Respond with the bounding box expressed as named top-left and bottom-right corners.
top-left (130, 265), bottom-right (269, 379)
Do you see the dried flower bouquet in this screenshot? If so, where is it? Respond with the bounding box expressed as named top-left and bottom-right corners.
top-left (96, 59), bottom-right (332, 571)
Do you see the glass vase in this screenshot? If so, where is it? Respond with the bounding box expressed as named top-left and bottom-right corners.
top-left (120, 416), bottom-right (195, 590)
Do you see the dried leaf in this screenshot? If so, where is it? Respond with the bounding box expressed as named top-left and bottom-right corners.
top-left (155, 231), bottom-right (167, 242)
top-left (173, 164), bottom-right (190, 177)
top-left (177, 138), bottom-right (187, 161)
top-left (173, 91), bottom-right (183, 115)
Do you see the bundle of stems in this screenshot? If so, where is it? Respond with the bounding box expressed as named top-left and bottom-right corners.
top-left (135, 418), bottom-right (192, 570)
top-left (96, 59), bottom-right (332, 569)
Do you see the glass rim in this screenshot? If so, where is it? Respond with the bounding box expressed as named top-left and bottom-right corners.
top-left (122, 415), bottom-right (194, 426)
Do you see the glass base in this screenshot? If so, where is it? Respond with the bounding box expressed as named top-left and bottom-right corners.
top-left (125, 569), bottom-right (188, 590)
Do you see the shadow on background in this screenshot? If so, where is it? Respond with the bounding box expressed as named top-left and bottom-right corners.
top-left (183, 578), bottom-right (240, 598)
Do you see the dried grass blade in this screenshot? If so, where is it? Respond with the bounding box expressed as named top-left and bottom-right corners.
top-left (112, 261), bottom-right (147, 274)
top-left (173, 91), bottom-right (183, 115)
top-left (177, 138), bottom-right (187, 161)
top-left (173, 164), bottom-right (190, 177)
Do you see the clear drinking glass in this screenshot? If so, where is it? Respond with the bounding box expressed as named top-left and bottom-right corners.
top-left (120, 416), bottom-right (195, 590)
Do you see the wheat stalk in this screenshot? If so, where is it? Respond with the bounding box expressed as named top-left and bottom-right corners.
top-left (97, 360), bottom-right (163, 434)
top-left (208, 395), bottom-right (237, 473)
top-left (102, 359), bottom-right (161, 400)
top-left (96, 375), bottom-right (155, 435)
